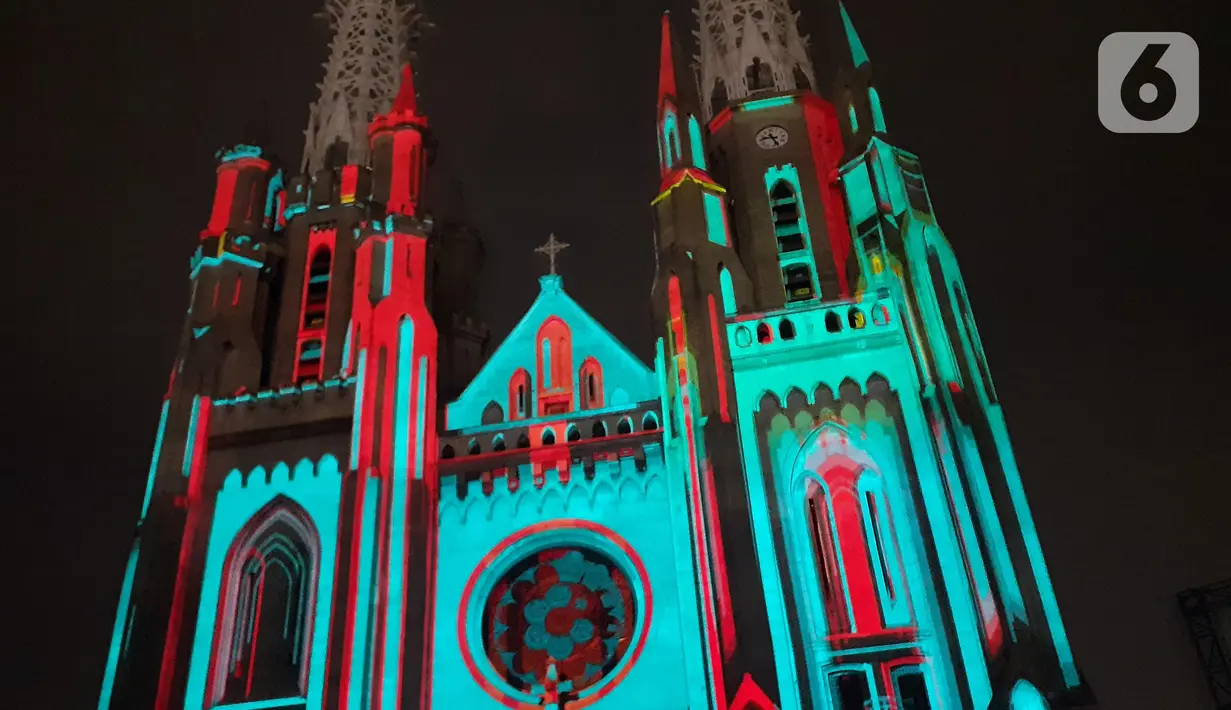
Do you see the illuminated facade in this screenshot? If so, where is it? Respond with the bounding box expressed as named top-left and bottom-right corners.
top-left (97, 1), bottom-right (1091, 709)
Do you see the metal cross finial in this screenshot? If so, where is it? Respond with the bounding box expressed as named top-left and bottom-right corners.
top-left (535, 233), bottom-right (570, 275)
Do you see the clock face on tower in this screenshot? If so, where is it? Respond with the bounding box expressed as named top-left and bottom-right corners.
top-left (755, 125), bottom-right (789, 149)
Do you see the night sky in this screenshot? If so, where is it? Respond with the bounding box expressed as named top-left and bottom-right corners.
top-left (6, 0), bottom-right (1226, 708)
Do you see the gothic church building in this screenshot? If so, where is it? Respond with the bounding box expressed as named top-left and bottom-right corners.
top-left (96, 1), bottom-right (1092, 709)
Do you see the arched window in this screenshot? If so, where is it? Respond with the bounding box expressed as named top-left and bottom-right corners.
top-left (579, 357), bottom-right (603, 410)
top-left (566, 425), bottom-right (581, 442)
top-left (779, 319), bottom-right (796, 340)
top-left (769, 180), bottom-right (805, 254)
top-left (441, 444), bottom-right (455, 459)
top-left (868, 87), bottom-right (887, 133)
top-left (208, 499), bottom-right (319, 706)
top-left (296, 339), bottom-right (323, 385)
top-left (617, 417), bottom-right (633, 435)
top-left (302, 248), bottom-right (332, 330)
top-left (828, 667), bottom-right (874, 710)
top-left (536, 318), bottom-right (574, 416)
top-left (508, 369), bottom-right (532, 421)
top-left (481, 401), bottom-right (505, 425)
top-left (719, 266), bottom-right (737, 316)
top-left (541, 428), bottom-right (556, 446)
top-left (662, 110), bottom-right (682, 169)
top-left (783, 264), bottom-right (815, 302)
top-left (468, 439), bottom-right (481, 456)
top-left (492, 434), bottom-right (507, 452)
top-left (806, 482), bottom-right (849, 635)
top-left (642, 412), bottom-right (659, 431)
top-left (591, 420), bottom-right (607, 438)
top-left (863, 491), bottom-right (895, 602)
top-left (891, 666), bottom-right (935, 710)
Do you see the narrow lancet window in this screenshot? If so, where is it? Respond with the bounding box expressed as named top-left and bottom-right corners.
top-left (807, 484), bottom-right (848, 635)
top-left (865, 491), bottom-right (896, 603)
top-left (770, 181), bottom-right (805, 253)
top-left (303, 248), bottom-right (332, 330)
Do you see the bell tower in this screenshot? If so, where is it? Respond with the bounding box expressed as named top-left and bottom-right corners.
top-left (696, 0), bottom-right (855, 311)
top-left (648, 2), bottom-right (1092, 708)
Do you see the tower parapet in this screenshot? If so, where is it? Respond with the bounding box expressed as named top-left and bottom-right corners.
top-left (201, 144), bottom-right (275, 240)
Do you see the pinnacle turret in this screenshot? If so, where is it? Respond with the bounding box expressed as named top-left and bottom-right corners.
top-left (838, 1), bottom-right (869, 68)
top-left (301, 0), bottom-right (429, 174)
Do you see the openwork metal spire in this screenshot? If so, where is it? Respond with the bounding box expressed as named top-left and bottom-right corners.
top-left (693, 0), bottom-right (816, 120)
top-left (302, 0), bottom-right (429, 173)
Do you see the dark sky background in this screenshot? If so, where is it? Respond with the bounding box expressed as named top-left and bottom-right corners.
top-left (4, 0), bottom-right (1226, 708)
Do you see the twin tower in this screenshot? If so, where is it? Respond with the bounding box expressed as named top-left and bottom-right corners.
top-left (97, 2), bottom-right (1092, 710)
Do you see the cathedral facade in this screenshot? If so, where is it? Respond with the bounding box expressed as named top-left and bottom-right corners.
top-left (96, 2), bottom-right (1091, 709)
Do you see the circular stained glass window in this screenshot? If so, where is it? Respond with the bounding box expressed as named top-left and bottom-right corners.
top-left (482, 547), bottom-right (636, 696)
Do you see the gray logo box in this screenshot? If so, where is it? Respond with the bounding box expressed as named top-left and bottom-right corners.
top-left (1098, 32), bottom-right (1199, 133)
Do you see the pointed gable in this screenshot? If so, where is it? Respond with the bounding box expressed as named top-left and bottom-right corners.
top-left (445, 275), bottom-right (657, 430)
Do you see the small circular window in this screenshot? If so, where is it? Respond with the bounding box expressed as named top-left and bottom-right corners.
top-left (482, 547), bottom-right (636, 695)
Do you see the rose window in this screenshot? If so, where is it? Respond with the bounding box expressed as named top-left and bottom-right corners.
top-left (482, 547), bottom-right (636, 695)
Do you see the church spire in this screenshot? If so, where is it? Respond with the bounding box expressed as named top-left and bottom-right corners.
top-left (392, 62), bottom-right (418, 113)
top-left (838, 1), bottom-right (870, 68)
top-left (656, 12), bottom-right (706, 179)
top-left (658, 13), bottom-right (677, 104)
top-left (694, 0), bottom-right (816, 121)
top-left (831, 1), bottom-right (887, 149)
top-left (301, 0), bottom-right (429, 174)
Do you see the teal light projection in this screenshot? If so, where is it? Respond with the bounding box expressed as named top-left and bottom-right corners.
top-left (382, 237), bottom-right (394, 298)
top-left (140, 401), bottom-right (171, 519)
top-left (703, 192), bottom-right (729, 247)
top-left (98, 542), bottom-right (140, 710)
top-left (858, 473), bottom-right (911, 629)
top-left (182, 396), bottom-right (204, 477)
top-left (1011, 679), bottom-right (1051, 709)
top-left (415, 357), bottom-right (428, 477)
top-left (719, 267), bottom-right (736, 315)
top-left (869, 87), bottom-right (887, 132)
top-left (743, 96), bottom-right (794, 112)
top-left (350, 350), bottom-right (367, 471)
top-left (446, 275), bottom-right (657, 430)
top-left (100, 6), bottom-right (1091, 707)
top-left (347, 473), bottom-right (381, 709)
top-left (688, 115), bottom-right (706, 170)
top-left (840, 1), bottom-right (870, 68)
